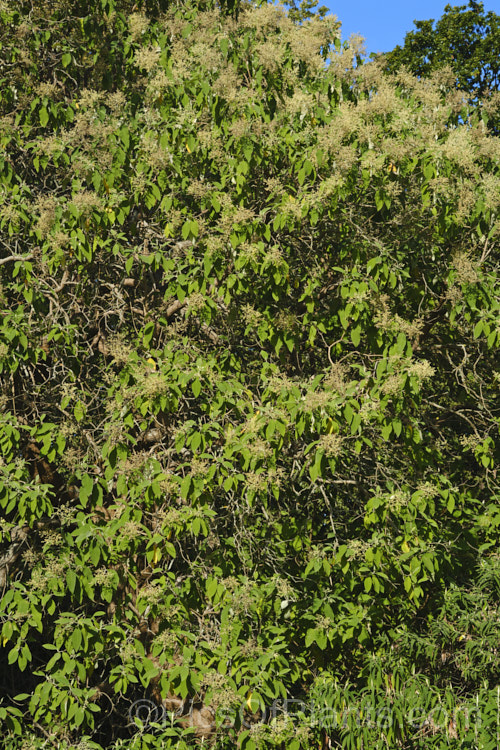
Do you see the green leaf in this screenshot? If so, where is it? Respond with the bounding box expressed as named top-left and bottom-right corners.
top-left (182, 221), bottom-right (191, 240)
top-left (351, 325), bottom-right (361, 347)
top-left (381, 423), bottom-right (392, 440)
top-left (206, 578), bottom-right (218, 599)
top-left (305, 627), bottom-right (327, 650)
top-left (66, 569), bottom-right (77, 594)
top-left (392, 418), bottom-right (402, 437)
top-left (266, 420), bottom-right (276, 440)
top-left (309, 450), bottom-right (323, 482)
top-left (180, 475), bottom-right (191, 500)
top-left (79, 473), bottom-right (93, 507)
top-left (7, 647), bottom-right (18, 665)
top-left (165, 541), bottom-right (176, 558)
top-left (39, 107), bottom-right (49, 127)
top-left (73, 401), bottom-right (85, 423)
top-left (422, 553), bottom-right (434, 576)
top-left (350, 414), bottom-right (361, 434)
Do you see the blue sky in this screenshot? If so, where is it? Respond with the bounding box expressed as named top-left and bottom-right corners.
top-left (321, 0), bottom-right (500, 56)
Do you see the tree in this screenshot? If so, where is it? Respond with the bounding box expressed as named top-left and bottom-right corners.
top-left (283, 0), bottom-right (330, 23)
top-left (380, 1), bottom-right (500, 130)
top-left (0, 0), bottom-right (499, 748)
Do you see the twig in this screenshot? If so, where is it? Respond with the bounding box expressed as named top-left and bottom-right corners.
top-left (166, 299), bottom-right (186, 318)
top-left (0, 254), bottom-right (34, 266)
top-left (0, 525), bottom-right (29, 588)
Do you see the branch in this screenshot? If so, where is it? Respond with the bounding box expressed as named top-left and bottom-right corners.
top-left (0, 525), bottom-right (29, 588)
top-left (166, 299), bottom-right (186, 318)
top-left (0, 254), bottom-right (34, 266)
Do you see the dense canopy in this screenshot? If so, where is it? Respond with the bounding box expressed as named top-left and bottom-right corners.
top-left (380, 1), bottom-right (500, 132)
top-left (0, 1), bottom-right (499, 749)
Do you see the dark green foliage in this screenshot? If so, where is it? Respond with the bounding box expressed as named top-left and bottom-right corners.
top-left (380, 1), bottom-right (500, 130)
top-left (283, 0), bottom-right (329, 23)
top-left (382, 1), bottom-right (500, 93)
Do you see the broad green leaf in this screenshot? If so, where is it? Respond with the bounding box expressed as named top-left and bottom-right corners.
top-left (39, 107), bottom-right (49, 127)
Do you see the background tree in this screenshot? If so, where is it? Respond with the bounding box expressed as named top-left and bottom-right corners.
top-left (380, 1), bottom-right (500, 130)
top-left (0, 0), bottom-right (499, 748)
top-left (283, 0), bottom-right (329, 23)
